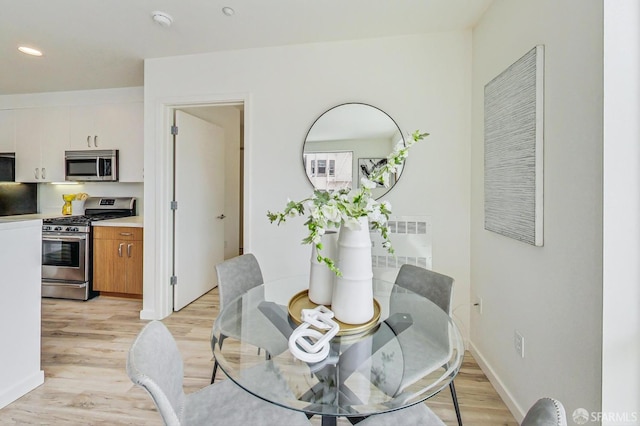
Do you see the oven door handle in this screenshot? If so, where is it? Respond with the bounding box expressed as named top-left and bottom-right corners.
top-left (43, 235), bottom-right (88, 242)
top-left (42, 282), bottom-right (87, 289)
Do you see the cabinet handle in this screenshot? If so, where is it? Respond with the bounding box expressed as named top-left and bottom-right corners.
top-left (127, 243), bottom-right (133, 257)
top-left (119, 232), bottom-right (133, 236)
top-left (94, 135), bottom-right (98, 147)
top-left (41, 167), bottom-right (46, 179)
top-left (34, 168), bottom-right (39, 179)
top-left (118, 242), bottom-right (124, 257)
top-left (87, 135), bottom-right (91, 147)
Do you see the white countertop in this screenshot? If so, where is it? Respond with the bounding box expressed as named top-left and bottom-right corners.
top-left (0, 213), bottom-right (60, 221)
top-left (92, 216), bottom-right (143, 228)
top-left (0, 217), bottom-right (42, 230)
top-left (0, 213), bottom-right (55, 229)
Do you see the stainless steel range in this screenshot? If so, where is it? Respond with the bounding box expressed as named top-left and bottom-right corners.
top-left (42, 197), bottom-right (137, 300)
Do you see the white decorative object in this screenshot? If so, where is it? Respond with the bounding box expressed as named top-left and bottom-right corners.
top-left (288, 306), bottom-right (339, 363)
top-left (332, 217), bottom-right (374, 324)
top-left (308, 231), bottom-right (338, 305)
top-left (484, 45), bottom-right (544, 246)
top-left (71, 200), bottom-right (85, 216)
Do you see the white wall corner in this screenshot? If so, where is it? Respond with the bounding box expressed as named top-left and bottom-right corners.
top-left (469, 342), bottom-right (526, 422)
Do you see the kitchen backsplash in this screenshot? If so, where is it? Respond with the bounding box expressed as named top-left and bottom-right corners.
top-left (38, 182), bottom-right (144, 215)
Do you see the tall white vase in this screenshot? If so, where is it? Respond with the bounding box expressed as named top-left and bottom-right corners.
top-left (308, 231), bottom-right (338, 305)
top-left (331, 217), bottom-right (374, 325)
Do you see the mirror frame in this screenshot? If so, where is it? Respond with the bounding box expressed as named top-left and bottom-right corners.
top-left (302, 103), bottom-right (405, 199)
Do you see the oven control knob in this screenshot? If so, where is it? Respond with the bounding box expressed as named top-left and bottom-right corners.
top-left (43, 226), bottom-right (50, 231)
top-left (67, 226), bottom-right (78, 232)
top-left (54, 226), bottom-right (62, 231)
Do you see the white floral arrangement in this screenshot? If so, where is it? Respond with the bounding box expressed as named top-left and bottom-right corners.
top-left (268, 130), bottom-right (428, 275)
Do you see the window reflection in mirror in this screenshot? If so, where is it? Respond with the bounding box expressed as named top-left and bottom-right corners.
top-left (302, 103), bottom-right (404, 199)
top-left (303, 152), bottom-right (353, 191)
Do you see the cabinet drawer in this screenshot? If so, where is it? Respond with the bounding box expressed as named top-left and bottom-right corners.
top-left (94, 227), bottom-right (143, 241)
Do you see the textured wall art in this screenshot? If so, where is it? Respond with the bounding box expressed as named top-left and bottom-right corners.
top-left (484, 45), bottom-right (544, 246)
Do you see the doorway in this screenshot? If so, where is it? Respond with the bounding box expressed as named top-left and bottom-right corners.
top-left (171, 103), bottom-right (244, 311)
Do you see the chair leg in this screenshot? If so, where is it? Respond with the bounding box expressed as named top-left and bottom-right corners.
top-left (450, 380), bottom-right (463, 426)
top-left (211, 360), bottom-right (219, 384)
top-left (211, 335), bottom-right (226, 384)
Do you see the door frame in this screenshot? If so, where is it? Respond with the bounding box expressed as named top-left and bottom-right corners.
top-left (141, 92), bottom-right (251, 320)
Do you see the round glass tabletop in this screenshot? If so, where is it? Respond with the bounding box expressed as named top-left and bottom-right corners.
top-left (212, 275), bottom-right (464, 419)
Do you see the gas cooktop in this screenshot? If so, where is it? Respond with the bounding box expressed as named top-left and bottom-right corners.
top-left (42, 196), bottom-right (137, 232)
top-left (43, 213), bottom-right (133, 226)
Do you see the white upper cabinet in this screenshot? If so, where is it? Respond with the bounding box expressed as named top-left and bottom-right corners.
top-left (15, 107), bottom-right (68, 183)
top-left (68, 102), bottom-right (143, 182)
top-left (0, 110), bottom-right (16, 152)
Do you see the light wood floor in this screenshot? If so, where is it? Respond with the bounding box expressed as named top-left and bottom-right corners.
top-left (0, 289), bottom-right (518, 425)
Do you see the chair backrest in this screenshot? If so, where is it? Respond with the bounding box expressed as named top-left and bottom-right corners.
top-left (216, 253), bottom-right (264, 309)
top-left (394, 264), bottom-right (454, 314)
top-left (127, 321), bottom-right (185, 426)
top-left (521, 397), bottom-right (567, 426)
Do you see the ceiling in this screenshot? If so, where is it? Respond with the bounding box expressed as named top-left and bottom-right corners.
top-left (0, 0), bottom-right (493, 96)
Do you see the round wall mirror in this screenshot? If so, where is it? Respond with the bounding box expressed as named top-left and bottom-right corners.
top-left (302, 103), bottom-right (405, 199)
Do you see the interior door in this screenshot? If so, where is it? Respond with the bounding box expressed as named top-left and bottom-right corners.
top-left (173, 110), bottom-right (225, 311)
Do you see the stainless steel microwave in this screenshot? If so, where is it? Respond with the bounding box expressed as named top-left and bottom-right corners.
top-left (65, 149), bottom-right (118, 182)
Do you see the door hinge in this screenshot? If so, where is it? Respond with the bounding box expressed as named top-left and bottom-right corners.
top-left (170, 275), bottom-right (178, 286)
top-left (171, 125), bottom-right (179, 135)
top-left (170, 200), bottom-right (178, 210)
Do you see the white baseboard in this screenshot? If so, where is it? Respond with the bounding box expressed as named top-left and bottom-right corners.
top-left (139, 309), bottom-right (158, 320)
top-left (0, 370), bottom-right (44, 410)
top-left (468, 342), bottom-right (527, 422)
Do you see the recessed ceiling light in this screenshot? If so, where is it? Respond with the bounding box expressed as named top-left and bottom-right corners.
top-left (18, 46), bottom-right (43, 57)
top-left (222, 7), bottom-right (235, 16)
top-left (151, 11), bottom-right (173, 27)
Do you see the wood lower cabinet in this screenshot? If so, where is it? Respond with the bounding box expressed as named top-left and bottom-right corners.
top-left (93, 227), bottom-right (143, 296)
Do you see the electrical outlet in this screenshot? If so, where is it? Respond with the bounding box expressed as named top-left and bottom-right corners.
top-left (514, 331), bottom-right (525, 358)
top-left (474, 296), bottom-right (483, 314)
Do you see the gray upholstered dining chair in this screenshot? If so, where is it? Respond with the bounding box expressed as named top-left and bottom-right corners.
top-left (127, 320), bottom-right (311, 426)
top-left (521, 397), bottom-right (567, 426)
top-left (393, 264), bottom-right (463, 426)
top-left (211, 253), bottom-right (289, 383)
top-left (216, 253), bottom-right (264, 309)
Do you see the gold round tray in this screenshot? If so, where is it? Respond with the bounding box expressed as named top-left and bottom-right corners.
top-left (287, 289), bottom-right (381, 336)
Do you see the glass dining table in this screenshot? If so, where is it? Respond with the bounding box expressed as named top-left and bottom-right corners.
top-left (212, 275), bottom-right (464, 425)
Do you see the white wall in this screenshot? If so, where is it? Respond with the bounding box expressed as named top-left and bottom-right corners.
top-left (142, 33), bottom-right (473, 338)
top-left (470, 0), bottom-right (603, 421)
top-left (0, 87), bottom-right (142, 109)
top-left (603, 1), bottom-right (640, 423)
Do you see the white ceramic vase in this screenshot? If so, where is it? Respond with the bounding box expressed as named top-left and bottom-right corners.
top-left (331, 217), bottom-right (374, 325)
top-left (308, 230), bottom-right (338, 306)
